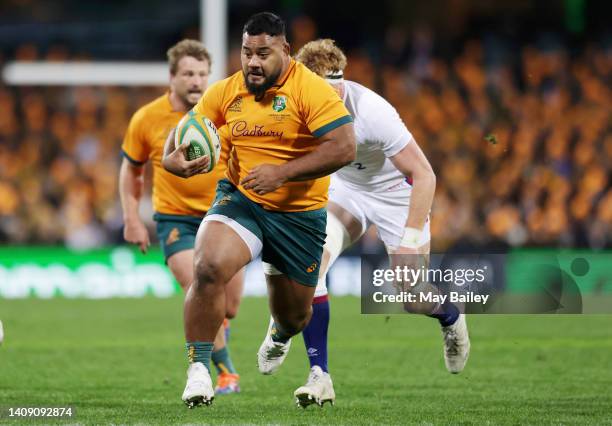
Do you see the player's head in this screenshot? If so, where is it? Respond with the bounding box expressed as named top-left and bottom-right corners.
top-left (295, 39), bottom-right (347, 97)
top-left (167, 39), bottom-right (211, 108)
top-left (241, 12), bottom-right (290, 99)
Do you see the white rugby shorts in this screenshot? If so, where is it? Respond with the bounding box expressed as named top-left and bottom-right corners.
top-left (328, 175), bottom-right (430, 251)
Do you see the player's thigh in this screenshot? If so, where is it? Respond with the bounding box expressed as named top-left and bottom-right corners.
top-left (328, 202), bottom-right (364, 244)
top-left (320, 177), bottom-right (368, 276)
top-left (167, 249), bottom-right (195, 291)
top-left (259, 207), bottom-right (327, 288)
top-left (224, 267), bottom-right (245, 318)
top-left (313, 190), bottom-right (368, 298)
top-left (327, 177), bottom-right (368, 244)
top-left (322, 201), bottom-right (367, 274)
top-left (266, 273), bottom-right (316, 324)
top-left (194, 178), bottom-right (263, 284)
top-left (193, 220), bottom-right (252, 284)
top-left (314, 203), bottom-right (364, 298)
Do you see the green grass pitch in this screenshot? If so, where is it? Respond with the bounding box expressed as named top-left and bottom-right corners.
top-left (1, 296), bottom-right (611, 425)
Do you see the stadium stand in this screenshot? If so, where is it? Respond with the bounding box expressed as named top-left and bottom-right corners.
top-left (0, 20), bottom-right (610, 252)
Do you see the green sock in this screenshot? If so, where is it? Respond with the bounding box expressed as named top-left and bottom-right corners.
top-left (270, 321), bottom-right (292, 344)
top-left (186, 342), bottom-right (214, 372)
top-left (211, 346), bottom-right (237, 375)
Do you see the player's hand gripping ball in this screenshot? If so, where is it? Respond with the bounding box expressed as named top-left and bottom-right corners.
top-left (174, 111), bottom-right (221, 173)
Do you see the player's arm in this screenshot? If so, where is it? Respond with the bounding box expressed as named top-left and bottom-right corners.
top-left (120, 112), bottom-right (152, 253)
top-left (241, 122), bottom-right (355, 194)
top-left (161, 127), bottom-right (211, 178)
top-left (285, 122), bottom-right (356, 181)
top-left (390, 141), bottom-right (436, 247)
top-left (118, 157), bottom-right (150, 253)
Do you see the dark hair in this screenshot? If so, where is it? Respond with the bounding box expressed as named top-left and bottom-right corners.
top-left (243, 12), bottom-right (286, 37)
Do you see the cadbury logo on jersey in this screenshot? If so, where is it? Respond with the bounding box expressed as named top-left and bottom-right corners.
top-left (231, 120), bottom-right (284, 139)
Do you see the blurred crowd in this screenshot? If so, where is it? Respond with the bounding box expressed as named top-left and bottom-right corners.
top-left (367, 37), bottom-right (612, 251)
top-left (0, 30), bottom-right (610, 251)
top-left (0, 81), bottom-right (162, 249)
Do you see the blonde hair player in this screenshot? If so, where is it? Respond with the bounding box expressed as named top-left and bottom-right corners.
top-left (119, 39), bottom-right (243, 395)
top-left (274, 39), bottom-right (471, 408)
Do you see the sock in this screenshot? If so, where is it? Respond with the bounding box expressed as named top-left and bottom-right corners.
top-left (186, 341), bottom-right (214, 372)
top-left (428, 300), bottom-right (460, 327)
top-left (211, 346), bottom-right (237, 375)
top-left (302, 295), bottom-right (330, 373)
top-left (270, 321), bottom-right (292, 344)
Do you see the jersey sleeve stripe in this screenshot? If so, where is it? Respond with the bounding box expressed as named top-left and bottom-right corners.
top-left (121, 149), bottom-right (146, 166)
top-left (312, 115), bottom-right (353, 138)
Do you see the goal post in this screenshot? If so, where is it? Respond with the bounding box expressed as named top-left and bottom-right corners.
top-left (1, 0), bottom-right (228, 86)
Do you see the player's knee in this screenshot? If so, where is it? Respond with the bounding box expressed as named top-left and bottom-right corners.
top-left (225, 303), bottom-right (239, 319)
top-left (277, 309), bottom-right (311, 335)
top-left (193, 257), bottom-right (224, 289)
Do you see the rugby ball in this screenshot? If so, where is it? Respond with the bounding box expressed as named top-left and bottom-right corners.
top-left (174, 110), bottom-right (221, 173)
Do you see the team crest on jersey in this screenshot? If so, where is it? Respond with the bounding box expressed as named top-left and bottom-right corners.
top-left (228, 96), bottom-right (242, 112)
top-left (272, 95), bottom-right (287, 112)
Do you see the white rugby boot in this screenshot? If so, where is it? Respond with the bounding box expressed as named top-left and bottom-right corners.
top-left (294, 366), bottom-right (335, 408)
top-left (182, 362), bottom-right (214, 408)
top-left (441, 314), bottom-right (470, 373)
top-left (257, 318), bottom-right (291, 375)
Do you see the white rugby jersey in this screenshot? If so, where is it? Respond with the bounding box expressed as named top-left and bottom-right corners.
top-left (335, 80), bottom-right (413, 191)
